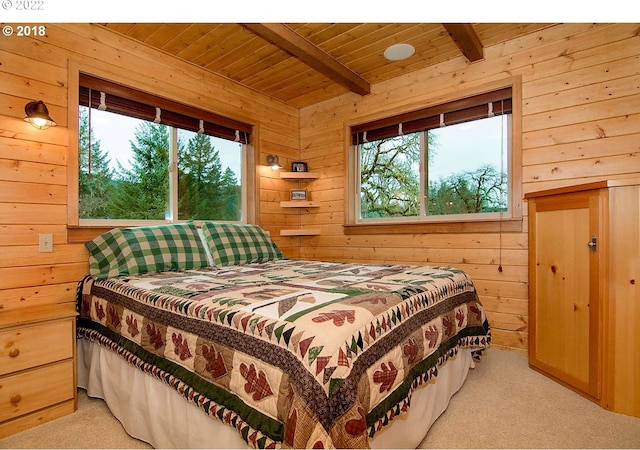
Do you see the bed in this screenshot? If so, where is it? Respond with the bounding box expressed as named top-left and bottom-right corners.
top-left (76, 222), bottom-right (491, 449)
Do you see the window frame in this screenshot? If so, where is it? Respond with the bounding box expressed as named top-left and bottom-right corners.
top-left (345, 78), bottom-right (522, 234)
top-left (67, 61), bottom-right (256, 234)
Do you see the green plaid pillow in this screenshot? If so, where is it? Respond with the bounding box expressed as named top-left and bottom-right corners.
top-left (119, 222), bottom-right (209, 275)
top-left (201, 222), bottom-right (284, 268)
top-left (85, 223), bottom-right (209, 279)
top-left (85, 228), bottom-right (130, 279)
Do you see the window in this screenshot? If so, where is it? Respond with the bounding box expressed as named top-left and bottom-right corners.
top-left (77, 74), bottom-right (252, 225)
top-left (349, 85), bottom-right (519, 228)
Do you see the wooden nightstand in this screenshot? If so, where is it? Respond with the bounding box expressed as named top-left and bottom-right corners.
top-left (0, 304), bottom-right (77, 438)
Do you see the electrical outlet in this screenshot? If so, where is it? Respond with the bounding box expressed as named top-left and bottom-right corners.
top-left (39, 233), bottom-right (53, 252)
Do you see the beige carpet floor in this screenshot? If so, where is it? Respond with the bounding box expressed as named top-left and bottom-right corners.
top-left (1, 348), bottom-right (639, 449)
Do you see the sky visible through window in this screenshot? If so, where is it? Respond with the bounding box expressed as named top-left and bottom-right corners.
top-left (89, 109), bottom-right (242, 176)
top-left (428, 115), bottom-right (507, 181)
top-left (89, 108), bottom-right (505, 182)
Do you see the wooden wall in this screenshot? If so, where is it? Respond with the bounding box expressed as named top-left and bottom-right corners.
top-left (1, 23), bottom-right (638, 354)
top-left (0, 23), bottom-right (299, 312)
top-left (297, 23), bottom-right (640, 352)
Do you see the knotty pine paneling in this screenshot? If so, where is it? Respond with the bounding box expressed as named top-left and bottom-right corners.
top-left (0, 263), bottom-right (88, 291)
top-left (0, 282), bottom-right (78, 312)
top-left (0, 160), bottom-right (67, 185)
top-left (0, 181), bottom-right (66, 204)
top-left (0, 136), bottom-right (68, 166)
top-left (297, 23), bottom-right (640, 352)
top-left (0, 245), bottom-right (89, 269)
top-left (0, 23), bottom-right (298, 312)
top-left (1, 22), bottom-right (638, 355)
top-left (0, 225), bottom-right (69, 247)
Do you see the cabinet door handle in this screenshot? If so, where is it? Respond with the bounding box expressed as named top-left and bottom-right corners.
top-left (8, 348), bottom-right (20, 358)
top-left (10, 394), bottom-right (22, 404)
top-left (587, 235), bottom-right (597, 253)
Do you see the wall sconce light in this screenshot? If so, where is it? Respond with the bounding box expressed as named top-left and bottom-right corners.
top-left (266, 154), bottom-right (283, 170)
top-left (24, 100), bottom-right (57, 130)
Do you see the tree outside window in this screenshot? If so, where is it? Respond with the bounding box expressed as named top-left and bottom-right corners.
top-left (78, 106), bottom-right (243, 222)
top-left (358, 115), bottom-right (508, 221)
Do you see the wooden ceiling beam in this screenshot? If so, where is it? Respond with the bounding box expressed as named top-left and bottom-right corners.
top-left (442, 23), bottom-right (484, 62)
top-left (243, 23), bottom-right (371, 96)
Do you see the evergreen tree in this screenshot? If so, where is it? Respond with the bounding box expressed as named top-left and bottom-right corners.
top-left (178, 132), bottom-right (224, 219)
top-left (78, 107), bottom-right (113, 219)
top-left (109, 121), bottom-right (170, 220)
top-left (220, 167), bottom-right (241, 220)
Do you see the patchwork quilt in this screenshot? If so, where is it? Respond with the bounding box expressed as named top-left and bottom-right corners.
top-left (77, 259), bottom-right (491, 449)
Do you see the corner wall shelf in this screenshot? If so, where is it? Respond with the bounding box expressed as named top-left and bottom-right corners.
top-left (280, 171), bottom-right (320, 179)
top-left (280, 229), bottom-right (321, 236)
top-left (278, 171), bottom-right (321, 237)
top-left (280, 201), bottom-right (321, 208)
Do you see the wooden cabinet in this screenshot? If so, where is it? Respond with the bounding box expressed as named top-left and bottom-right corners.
top-left (279, 171), bottom-right (321, 236)
top-left (526, 179), bottom-right (640, 418)
top-left (0, 304), bottom-right (77, 438)
top-left (527, 185), bottom-right (604, 399)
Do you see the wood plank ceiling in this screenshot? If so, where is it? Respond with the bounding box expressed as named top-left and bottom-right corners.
top-left (102, 23), bottom-right (553, 109)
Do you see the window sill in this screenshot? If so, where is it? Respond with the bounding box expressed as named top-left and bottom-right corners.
top-left (67, 225), bottom-right (115, 243)
top-left (343, 217), bottom-right (522, 235)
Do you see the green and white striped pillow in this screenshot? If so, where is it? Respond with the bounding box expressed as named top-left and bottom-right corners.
top-left (201, 222), bottom-right (284, 268)
top-left (86, 222), bottom-right (209, 279)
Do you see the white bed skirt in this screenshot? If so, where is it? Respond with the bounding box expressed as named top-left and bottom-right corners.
top-left (77, 338), bottom-right (473, 449)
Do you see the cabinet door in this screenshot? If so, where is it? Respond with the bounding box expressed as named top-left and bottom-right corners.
top-left (529, 189), bottom-right (603, 399)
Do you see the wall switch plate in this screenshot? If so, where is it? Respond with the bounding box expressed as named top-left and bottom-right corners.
top-left (39, 233), bottom-right (53, 252)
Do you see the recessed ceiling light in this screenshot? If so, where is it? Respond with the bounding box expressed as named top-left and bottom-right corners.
top-left (384, 43), bottom-right (415, 61)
